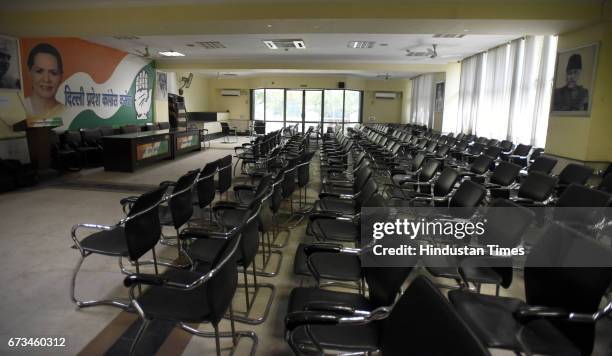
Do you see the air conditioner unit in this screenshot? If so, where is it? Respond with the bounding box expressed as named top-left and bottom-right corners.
top-left (221, 89), bottom-right (241, 96)
top-left (375, 92), bottom-right (397, 99)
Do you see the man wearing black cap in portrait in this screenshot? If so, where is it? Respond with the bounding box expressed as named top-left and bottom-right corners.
top-left (553, 53), bottom-right (589, 111)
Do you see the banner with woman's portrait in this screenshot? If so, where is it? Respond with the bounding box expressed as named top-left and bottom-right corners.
top-left (19, 38), bottom-right (155, 130)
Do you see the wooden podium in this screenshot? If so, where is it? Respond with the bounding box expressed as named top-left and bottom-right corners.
top-left (13, 118), bottom-right (63, 170)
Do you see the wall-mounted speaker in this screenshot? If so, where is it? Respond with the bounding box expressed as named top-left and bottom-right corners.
top-left (338, 82), bottom-right (346, 89)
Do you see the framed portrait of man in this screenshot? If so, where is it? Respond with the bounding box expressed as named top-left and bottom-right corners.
top-left (551, 43), bottom-right (599, 117)
top-left (434, 81), bottom-right (445, 113)
top-left (0, 35), bottom-right (22, 90)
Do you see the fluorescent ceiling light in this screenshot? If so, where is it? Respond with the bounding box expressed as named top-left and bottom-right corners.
top-left (158, 51), bottom-right (185, 57)
top-left (293, 40), bottom-right (306, 49)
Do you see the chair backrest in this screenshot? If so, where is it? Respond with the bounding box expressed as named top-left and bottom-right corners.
top-left (490, 161), bottom-right (521, 186)
top-left (157, 122), bottom-right (170, 130)
top-left (598, 173), bottom-right (612, 194)
top-left (356, 178), bottom-right (378, 207)
top-left (363, 263), bottom-right (416, 308)
top-left (486, 199), bottom-right (535, 247)
top-left (195, 161), bottom-right (218, 208)
top-left (470, 155), bottom-right (493, 175)
top-left (418, 159), bottom-right (441, 182)
top-left (411, 152), bottom-right (426, 171)
top-left (281, 157), bottom-right (299, 198)
top-left (525, 223), bottom-right (612, 355)
top-left (205, 214), bottom-right (246, 325)
top-left (433, 168), bottom-right (460, 197)
top-left (297, 151), bottom-right (315, 188)
top-left (499, 140), bottom-right (513, 151)
top-left (435, 144), bottom-right (450, 158)
top-left (80, 128), bottom-right (102, 146)
top-left (513, 143), bottom-right (532, 156)
top-left (220, 122), bottom-right (230, 134)
top-left (216, 155), bottom-right (232, 194)
top-left (168, 170), bottom-right (199, 229)
top-left (530, 147), bottom-right (544, 161)
top-left (518, 172), bottom-right (557, 201)
top-left (63, 131), bottom-right (82, 148)
top-left (554, 184), bottom-right (612, 229)
top-left (449, 180), bottom-right (486, 208)
top-left (125, 185), bottom-right (168, 261)
top-left (239, 198), bottom-right (264, 267)
top-left (528, 156), bottom-right (557, 174)
top-left (381, 276), bottom-right (490, 356)
top-left (558, 163), bottom-right (593, 186)
top-left (483, 145), bottom-right (502, 160)
top-left (270, 168), bottom-right (286, 214)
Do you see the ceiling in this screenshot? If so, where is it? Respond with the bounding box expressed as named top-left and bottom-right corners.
top-left (8, 0), bottom-right (600, 79)
top-left (87, 33), bottom-right (518, 65)
top-left (189, 69), bottom-right (420, 79)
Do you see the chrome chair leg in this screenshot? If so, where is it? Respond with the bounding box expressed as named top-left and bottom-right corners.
top-left (232, 261), bottom-right (276, 325)
top-left (179, 322), bottom-right (258, 356)
top-left (71, 254), bottom-right (131, 309)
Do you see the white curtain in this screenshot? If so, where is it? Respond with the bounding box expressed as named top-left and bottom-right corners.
top-left (475, 41), bottom-right (517, 140)
top-left (452, 36), bottom-right (557, 147)
top-left (456, 53), bottom-right (485, 134)
top-left (507, 36), bottom-right (557, 147)
top-left (410, 74), bottom-right (436, 127)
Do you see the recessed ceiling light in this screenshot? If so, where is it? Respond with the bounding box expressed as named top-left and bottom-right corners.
top-left (348, 41), bottom-right (376, 49)
top-left (158, 51), bottom-right (185, 57)
top-left (464, 29), bottom-right (469, 32)
top-left (267, 24), bottom-right (272, 28)
top-left (263, 40), bottom-right (278, 49)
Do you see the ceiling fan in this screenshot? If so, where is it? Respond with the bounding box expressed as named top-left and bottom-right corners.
top-left (405, 44), bottom-right (438, 59)
top-left (132, 46), bottom-right (152, 58)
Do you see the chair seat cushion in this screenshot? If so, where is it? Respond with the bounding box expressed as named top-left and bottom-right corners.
top-left (315, 198), bottom-right (356, 215)
top-left (288, 287), bottom-right (371, 313)
top-left (137, 267), bottom-right (213, 323)
top-left (235, 189), bottom-right (256, 206)
top-left (311, 219), bottom-right (358, 243)
top-left (448, 290), bottom-right (577, 353)
top-left (293, 243), bottom-right (362, 281)
top-left (216, 208), bottom-right (249, 228)
top-left (187, 237), bottom-right (240, 267)
top-left (80, 226), bottom-right (128, 256)
top-left (319, 185), bottom-right (353, 196)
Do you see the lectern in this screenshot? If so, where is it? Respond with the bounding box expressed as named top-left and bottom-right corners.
top-left (13, 117), bottom-right (63, 170)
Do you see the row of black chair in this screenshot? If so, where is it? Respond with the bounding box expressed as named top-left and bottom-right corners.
top-left (284, 123), bottom-right (612, 355)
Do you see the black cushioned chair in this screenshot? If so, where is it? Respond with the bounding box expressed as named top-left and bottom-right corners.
top-left (157, 122), bottom-right (170, 130)
top-left (124, 210), bottom-right (256, 356)
top-left (449, 223), bottom-right (612, 355)
top-left (285, 276), bottom-right (491, 356)
top-left (527, 156), bottom-right (557, 175)
top-left (70, 185), bottom-right (167, 309)
top-left (285, 262), bottom-right (417, 353)
top-left (555, 163), bottom-right (593, 195)
top-left (192, 160), bottom-right (218, 224)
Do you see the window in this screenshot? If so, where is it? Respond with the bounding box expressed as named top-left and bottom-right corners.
top-left (251, 88), bottom-right (362, 133)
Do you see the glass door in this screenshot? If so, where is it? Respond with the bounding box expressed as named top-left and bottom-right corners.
top-left (286, 90), bottom-right (304, 132)
top-left (304, 90), bottom-right (322, 133)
